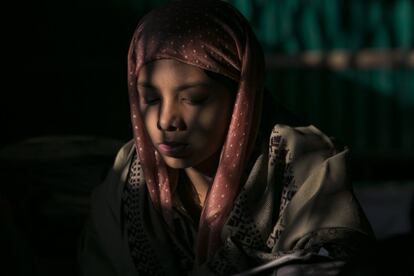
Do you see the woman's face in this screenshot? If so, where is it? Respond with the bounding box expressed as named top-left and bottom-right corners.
top-left (137, 59), bottom-right (234, 169)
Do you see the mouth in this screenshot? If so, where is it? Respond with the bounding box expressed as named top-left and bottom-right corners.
top-left (157, 141), bottom-right (189, 157)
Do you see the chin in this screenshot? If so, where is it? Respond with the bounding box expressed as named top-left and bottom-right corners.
top-left (162, 155), bottom-right (195, 169)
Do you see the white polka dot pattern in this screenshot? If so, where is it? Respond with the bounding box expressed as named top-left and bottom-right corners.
top-left (126, 0), bottom-right (265, 263)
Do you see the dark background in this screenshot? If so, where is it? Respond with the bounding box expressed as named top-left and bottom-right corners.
top-left (2, 0), bottom-right (143, 145)
top-left (1, 0), bottom-right (413, 275)
top-left (2, 1), bottom-right (148, 275)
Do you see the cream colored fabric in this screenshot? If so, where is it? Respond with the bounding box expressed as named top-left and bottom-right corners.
top-left (79, 124), bottom-right (373, 275)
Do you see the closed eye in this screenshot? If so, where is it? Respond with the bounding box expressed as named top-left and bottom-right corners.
top-left (138, 87), bottom-right (160, 105)
top-left (181, 96), bottom-right (209, 105)
top-left (144, 97), bottom-right (161, 105)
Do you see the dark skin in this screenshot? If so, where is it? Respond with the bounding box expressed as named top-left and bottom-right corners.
top-left (137, 59), bottom-right (234, 210)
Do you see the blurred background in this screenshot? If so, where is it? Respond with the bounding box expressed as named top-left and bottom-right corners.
top-left (1, 0), bottom-right (413, 275)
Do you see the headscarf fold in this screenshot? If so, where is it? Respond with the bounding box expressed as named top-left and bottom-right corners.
top-left (127, 0), bottom-right (265, 263)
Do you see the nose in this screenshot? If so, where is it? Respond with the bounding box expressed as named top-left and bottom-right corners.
top-left (157, 101), bottom-right (185, 131)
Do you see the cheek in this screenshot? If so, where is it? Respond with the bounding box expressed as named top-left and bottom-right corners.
top-left (205, 96), bottom-right (233, 130)
top-left (189, 100), bottom-right (232, 147)
top-left (202, 105), bottom-right (229, 130)
top-left (139, 105), bottom-right (159, 142)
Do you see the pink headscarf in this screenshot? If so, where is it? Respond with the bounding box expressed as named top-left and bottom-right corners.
top-left (127, 0), bottom-right (265, 263)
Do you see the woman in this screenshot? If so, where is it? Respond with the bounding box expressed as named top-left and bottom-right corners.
top-left (79, 0), bottom-right (374, 275)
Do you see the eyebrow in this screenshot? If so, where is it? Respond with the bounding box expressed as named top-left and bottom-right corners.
top-left (137, 81), bottom-right (212, 92)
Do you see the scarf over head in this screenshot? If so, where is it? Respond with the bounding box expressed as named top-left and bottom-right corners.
top-left (127, 0), bottom-right (265, 262)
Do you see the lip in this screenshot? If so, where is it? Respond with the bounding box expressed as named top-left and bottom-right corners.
top-left (158, 142), bottom-right (188, 156)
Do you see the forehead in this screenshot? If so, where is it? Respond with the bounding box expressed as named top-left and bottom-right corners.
top-left (138, 59), bottom-right (208, 83)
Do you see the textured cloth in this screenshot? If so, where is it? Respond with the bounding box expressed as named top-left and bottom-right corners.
top-left (127, 0), bottom-right (264, 261)
top-left (79, 124), bottom-right (374, 275)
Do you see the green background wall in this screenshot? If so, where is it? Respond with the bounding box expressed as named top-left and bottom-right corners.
top-left (229, 0), bottom-right (414, 160)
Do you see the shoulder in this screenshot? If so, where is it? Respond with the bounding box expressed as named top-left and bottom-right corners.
top-left (95, 138), bottom-right (135, 193)
top-left (89, 139), bottom-right (136, 222)
top-left (111, 139), bottom-right (136, 174)
top-left (80, 139), bottom-right (138, 275)
top-left (270, 124), bottom-right (339, 153)
top-left (268, 124), bottom-right (345, 167)
top-left (266, 124), bottom-right (349, 197)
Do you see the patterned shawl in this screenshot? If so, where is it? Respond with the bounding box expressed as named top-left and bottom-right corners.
top-left (126, 0), bottom-right (265, 263)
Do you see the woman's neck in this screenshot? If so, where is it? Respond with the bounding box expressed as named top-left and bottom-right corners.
top-left (183, 150), bottom-right (220, 207)
top-left (184, 167), bottom-right (212, 206)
